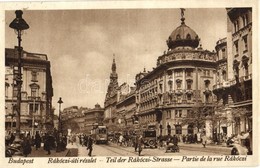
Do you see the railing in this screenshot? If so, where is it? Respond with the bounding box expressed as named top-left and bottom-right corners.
top-left (158, 50), bottom-right (216, 66)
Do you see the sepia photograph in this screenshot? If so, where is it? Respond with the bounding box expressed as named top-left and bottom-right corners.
top-left (1, 1), bottom-right (259, 168)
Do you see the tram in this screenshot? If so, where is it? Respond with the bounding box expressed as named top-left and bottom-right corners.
top-left (92, 125), bottom-right (108, 144)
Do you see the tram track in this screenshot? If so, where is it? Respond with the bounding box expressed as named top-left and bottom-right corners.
top-left (97, 143), bottom-right (152, 156)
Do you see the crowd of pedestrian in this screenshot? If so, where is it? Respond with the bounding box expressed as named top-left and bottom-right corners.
top-left (5, 131), bottom-right (70, 157)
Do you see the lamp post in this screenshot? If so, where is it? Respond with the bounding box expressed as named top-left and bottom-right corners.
top-left (9, 10), bottom-right (29, 142)
top-left (57, 97), bottom-right (63, 133)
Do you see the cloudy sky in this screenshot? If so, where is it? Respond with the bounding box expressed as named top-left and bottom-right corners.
top-left (5, 8), bottom-right (227, 113)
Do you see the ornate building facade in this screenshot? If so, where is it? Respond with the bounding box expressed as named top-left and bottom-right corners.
top-left (135, 11), bottom-right (217, 137)
top-left (103, 57), bottom-right (119, 130)
top-left (5, 47), bottom-right (53, 135)
top-left (213, 8), bottom-right (252, 136)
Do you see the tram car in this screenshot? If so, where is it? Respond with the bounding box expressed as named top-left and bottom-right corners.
top-left (92, 125), bottom-right (108, 144)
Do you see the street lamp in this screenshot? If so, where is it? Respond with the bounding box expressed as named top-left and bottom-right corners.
top-left (57, 97), bottom-right (63, 133)
top-left (9, 10), bottom-right (29, 142)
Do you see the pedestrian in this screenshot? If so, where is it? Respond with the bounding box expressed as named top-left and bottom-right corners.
top-left (44, 133), bottom-right (52, 155)
top-left (21, 134), bottom-right (32, 157)
top-left (137, 135), bottom-right (144, 156)
top-left (172, 134), bottom-right (178, 146)
top-left (9, 133), bottom-right (15, 145)
top-left (119, 134), bottom-right (124, 146)
top-left (134, 135), bottom-right (138, 152)
top-left (201, 133), bottom-right (207, 148)
top-left (35, 132), bottom-right (41, 150)
top-left (87, 135), bottom-right (94, 157)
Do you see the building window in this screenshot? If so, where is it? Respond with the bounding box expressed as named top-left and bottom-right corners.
top-left (31, 88), bottom-right (37, 97)
top-left (222, 48), bottom-right (226, 59)
top-left (187, 125), bottom-right (194, 134)
top-left (187, 94), bottom-right (192, 100)
top-left (186, 34), bottom-right (191, 39)
top-left (175, 110), bottom-right (182, 118)
top-left (222, 70), bottom-right (227, 81)
top-left (175, 125), bottom-right (182, 134)
top-left (179, 110), bottom-right (182, 117)
top-left (176, 34), bottom-right (180, 40)
top-left (203, 70), bottom-right (210, 77)
top-left (5, 83), bottom-right (9, 97)
top-left (175, 70), bottom-right (182, 77)
top-left (234, 40), bottom-right (239, 55)
top-left (29, 103), bottom-right (39, 114)
top-left (159, 83), bottom-right (163, 93)
top-left (31, 71), bottom-right (38, 82)
top-left (236, 20), bottom-right (239, 31)
top-left (186, 70), bottom-right (192, 77)
top-left (13, 85), bottom-right (18, 97)
top-left (205, 94), bottom-right (210, 103)
top-left (176, 80), bottom-right (182, 89)
top-left (187, 80), bottom-right (193, 90)
top-left (233, 20), bottom-right (239, 32)
top-left (242, 56), bottom-right (249, 77)
top-left (243, 35), bottom-right (248, 52)
top-left (204, 80), bottom-right (210, 89)
top-left (242, 14), bottom-right (248, 27)
top-left (167, 110), bottom-right (171, 119)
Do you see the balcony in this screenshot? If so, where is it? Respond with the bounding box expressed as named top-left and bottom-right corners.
top-left (213, 81), bottom-right (231, 90)
top-left (28, 96), bottom-right (41, 101)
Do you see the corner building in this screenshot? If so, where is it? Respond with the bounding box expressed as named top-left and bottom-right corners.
top-left (135, 14), bottom-right (217, 137)
top-left (5, 48), bottom-right (53, 135)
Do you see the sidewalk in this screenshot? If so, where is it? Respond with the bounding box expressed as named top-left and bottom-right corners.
top-left (19, 143), bottom-right (79, 157)
top-left (178, 142), bottom-right (231, 155)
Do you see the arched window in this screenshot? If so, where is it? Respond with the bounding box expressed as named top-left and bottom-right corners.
top-left (175, 125), bottom-right (182, 134)
top-left (187, 125), bottom-right (194, 134)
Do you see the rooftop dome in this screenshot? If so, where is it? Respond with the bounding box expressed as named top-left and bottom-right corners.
top-left (167, 16), bottom-right (200, 49)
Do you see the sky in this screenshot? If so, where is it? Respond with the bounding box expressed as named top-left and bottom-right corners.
top-left (5, 8), bottom-right (227, 113)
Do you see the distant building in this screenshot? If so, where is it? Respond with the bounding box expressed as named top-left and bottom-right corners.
top-left (5, 47), bottom-right (53, 135)
top-left (83, 103), bottom-right (104, 134)
top-left (115, 83), bottom-right (136, 132)
top-left (213, 8), bottom-right (252, 136)
top-left (103, 57), bottom-right (119, 130)
top-left (61, 106), bottom-right (79, 120)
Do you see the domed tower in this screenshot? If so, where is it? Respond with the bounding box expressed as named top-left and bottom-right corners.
top-left (166, 11), bottom-right (200, 50)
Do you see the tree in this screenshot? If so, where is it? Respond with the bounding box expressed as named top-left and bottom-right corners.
top-left (181, 106), bottom-right (212, 132)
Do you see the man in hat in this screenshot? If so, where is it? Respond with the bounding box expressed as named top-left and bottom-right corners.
top-left (87, 135), bottom-right (94, 156)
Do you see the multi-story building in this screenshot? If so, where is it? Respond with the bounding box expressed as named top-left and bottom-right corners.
top-left (83, 104), bottom-right (104, 134)
top-left (5, 47), bottom-right (53, 135)
top-left (116, 83), bottom-right (136, 132)
top-left (104, 57), bottom-right (119, 130)
top-left (61, 106), bottom-right (79, 120)
top-left (135, 11), bottom-right (217, 137)
top-left (213, 8), bottom-right (252, 136)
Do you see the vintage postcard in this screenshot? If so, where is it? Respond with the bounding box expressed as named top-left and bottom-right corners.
top-left (0, 0), bottom-right (259, 168)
